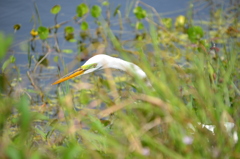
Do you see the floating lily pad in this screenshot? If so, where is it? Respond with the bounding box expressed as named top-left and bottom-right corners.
top-left (76, 3), bottom-right (89, 17)
top-left (62, 49), bottom-right (73, 54)
top-left (64, 26), bottom-right (74, 34)
top-left (81, 21), bottom-right (89, 30)
top-left (91, 5), bottom-right (102, 18)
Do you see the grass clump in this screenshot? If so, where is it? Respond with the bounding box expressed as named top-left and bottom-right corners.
top-left (1, 1), bottom-right (240, 158)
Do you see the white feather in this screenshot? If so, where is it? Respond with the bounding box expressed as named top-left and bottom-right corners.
top-left (83, 54), bottom-right (147, 79)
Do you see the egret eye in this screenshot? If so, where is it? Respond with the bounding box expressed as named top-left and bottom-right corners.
top-left (81, 63), bottom-right (97, 70)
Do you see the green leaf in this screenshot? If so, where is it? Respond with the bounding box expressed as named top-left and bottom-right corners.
top-left (64, 26), bottom-right (75, 41)
top-left (6, 146), bottom-right (21, 159)
top-left (50, 5), bottom-right (61, 14)
top-left (2, 55), bottom-right (15, 72)
top-left (2, 60), bottom-right (10, 72)
top-left (69, 39), bottom-right (77, 43)
top-left (34, 125), bottom-right (46, 138)
top-left (37, 55), bottom-right (49, 67)
top-left (62, 49), bottom-right (73, 54)
top-left (198, 39), bottom-right (210, 52)
top-left (208, 62), bottom-right (215, 82)
top-left (53, 56), bottom-right (59, 63)
top-left (64, 26), bottom-right (74, 34)
top-left (133, 6), bottom-right (147, 20)
top-left (79, 90), bottom-right (90, 104)
top-left (199, 39), bottom-right (210, 49)
top-left (64, 33), bottom-right (74, 41)
top-left (76, 3), bottom-right (89, 17)
top-left (102, 1), bottom-right (109, 6)
top-left (18, 95), bottom-right (31, 131)
top-left (10, 55), bottom-right (16, 63)
top-left (162, 18), bottom-right (172, 29)
top-left (136, 21), bottom-right (144, 30)
top-left (187, 26), bottom-right (204, 43)
top-left (91, 5), bottom-right (102, 18)
top-left (113, 5), bottom-right (121, 17)
top-left (81, 21), bottom-right (89, 30)
top-left (13, 24), bottom-right (21, 31)
top-left (26, 89), bottom-right (39, 94)
top-left (80, 31), bottom-right (89, 40)
top-left (0, 33), bottom-right (13, 60)
top-left (37, 26), bottom-right (49, 40)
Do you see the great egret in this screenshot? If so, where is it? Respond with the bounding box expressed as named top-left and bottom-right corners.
top-left (52, 54), bottom-right (147, 85)
top-left (52, 54), bottom-right (237, 142)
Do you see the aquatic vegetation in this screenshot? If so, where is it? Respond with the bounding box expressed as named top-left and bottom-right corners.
top-left (0, 0), bottom-right (240, 158)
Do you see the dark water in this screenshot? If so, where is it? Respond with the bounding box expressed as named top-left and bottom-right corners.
top-left (0, 0), bottom-right (210, 45)
top-left (0, 0), bottom-right (191, 35)
top-left (0, 0), bottom-right (211, 64)
top-left (0, 0), bottom-right (212, 100)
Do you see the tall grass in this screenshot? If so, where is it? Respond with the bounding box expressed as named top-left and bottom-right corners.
top-left (0, 0), bottom-right (240, 158)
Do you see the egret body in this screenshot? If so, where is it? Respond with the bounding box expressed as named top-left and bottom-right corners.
top-left (52, 54), bottom-right (238, 142)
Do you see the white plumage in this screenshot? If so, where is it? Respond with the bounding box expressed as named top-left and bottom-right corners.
top-left (83, 54), bottom-right (147, 78)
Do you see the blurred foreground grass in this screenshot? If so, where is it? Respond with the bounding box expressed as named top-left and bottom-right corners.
top-left (0, 1), bottom-right (240, 158)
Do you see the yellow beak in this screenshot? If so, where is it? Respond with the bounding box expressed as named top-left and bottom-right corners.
top-left (52, 68), bottom-right (85, 85)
